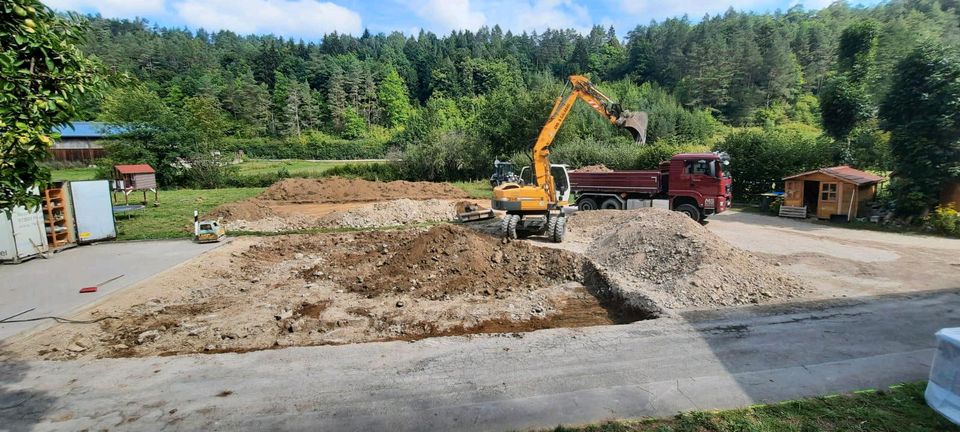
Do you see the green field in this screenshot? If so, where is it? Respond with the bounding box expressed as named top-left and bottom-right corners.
top-left (550, 382), bottom-right (956, 432)
top-left (234, 159), bottom-right (377, 176)
top-left (114, 187), bottom-right (263, 240)
top-left (47, 159), bottom-right (380, 182)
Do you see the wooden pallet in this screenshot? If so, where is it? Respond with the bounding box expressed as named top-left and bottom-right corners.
top-left (779, 205), bottom-right (807, 218)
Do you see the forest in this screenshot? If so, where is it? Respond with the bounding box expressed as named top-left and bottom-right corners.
top-left (65, 0), bottom-right (960, 214)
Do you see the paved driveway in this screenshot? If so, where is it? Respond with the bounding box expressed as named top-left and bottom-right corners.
top-left (0, 240), bottom-right (223, 340)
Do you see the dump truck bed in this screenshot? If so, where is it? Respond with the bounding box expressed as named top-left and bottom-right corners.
top-left (569, 170), bottom-right (663, 195)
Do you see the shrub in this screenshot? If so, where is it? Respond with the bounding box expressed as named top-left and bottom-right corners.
top-left (510, 137), bottom-right (710, 172)
top-left (400, 130), bottom-right (491, 181)
top-left (925, 204), bottom-right (960, 236)
top-left (716, 125), bottom-right (834, 200)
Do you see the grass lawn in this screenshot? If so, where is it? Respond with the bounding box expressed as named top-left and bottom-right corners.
top-left (235, 159), bottom-right (376, 176)
top-left (47, 159), bottom-right (378, 183)
top-left (453, 180), bottom-right (493, 199)
top-left (549, 382), bottom-right (957, 432)
top-left (49, 167), bottom-right (98, 181)
top-left (114, 187), bottom-right (263, 240)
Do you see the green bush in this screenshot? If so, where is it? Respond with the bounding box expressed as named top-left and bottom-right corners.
top-left (716, 124), bottom-right (835, 200)
top-left (322, 162), bottom-right (404, 182)
top-left (926, 204), bottom-right (960, 236)
top-left (400, 130), bottom-right (491, 181)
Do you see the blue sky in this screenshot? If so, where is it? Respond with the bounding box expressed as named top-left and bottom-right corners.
top-left (44, 0), bottom-right (883, 40)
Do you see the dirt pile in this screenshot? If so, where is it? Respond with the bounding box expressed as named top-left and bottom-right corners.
top-left (574, 164), bottom-right (614, 173)
top-left (316, 199), bottom-right (458, 228)
top-left (260, 177), bottom-right (468, 203)
top-left (305, 225), bottom-right (581, 299)
top-left (204, 200), bottom-right (315, 232)
top-left (568, 209), bottom-right (810, 310)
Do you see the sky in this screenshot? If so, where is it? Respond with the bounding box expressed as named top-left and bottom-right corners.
top-left (43, 0), bottom-right (884, 40)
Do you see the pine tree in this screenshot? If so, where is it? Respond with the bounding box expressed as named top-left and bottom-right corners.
top-left (327, 66), bottom-right (348, 131)
top-left (378, 66), bottom-right (412, 128)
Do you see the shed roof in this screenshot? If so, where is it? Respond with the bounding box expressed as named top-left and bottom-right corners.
top-left (114, 164), bottom-right (156, 174)
top-left (783, 166), bottom-right (884, 185)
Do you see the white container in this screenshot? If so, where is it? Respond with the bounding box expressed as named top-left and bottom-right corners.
top-left (927, 328), bottom-right (960, 425)
top-left (0, 204), bottom-right (49, 263)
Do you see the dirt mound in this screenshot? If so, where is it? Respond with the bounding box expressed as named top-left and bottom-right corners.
top-left (205, 199), bottom-right (278, 220)
top-left (568, 209), bottom-right (810, 309)
top-left (317, 199), bottom-right (457, 228)
top-left (574, 164), bottom-right (614, 173)
top-left (260, 177), bottom-right (468, 203)
top-left (305, 224), bottom-right (582, 299)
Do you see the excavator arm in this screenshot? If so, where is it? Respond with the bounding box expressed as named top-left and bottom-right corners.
top-left (531, 75), bottom-right (648, 201)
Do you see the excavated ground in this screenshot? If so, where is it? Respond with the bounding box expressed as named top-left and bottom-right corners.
top-left (9, 178), bottom-right (810, 361)
top-left (13, 225), bottom-right (652, 360)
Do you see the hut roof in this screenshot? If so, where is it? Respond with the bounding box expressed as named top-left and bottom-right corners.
top-left (114, 164), bottom-right (156, 175)
top-left (783, 166), bottom-right (884, 185)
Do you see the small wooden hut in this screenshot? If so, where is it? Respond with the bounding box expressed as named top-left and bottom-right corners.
top-left (780, 166), bottom-right (883, 220)
top-left (113, 164), bottom-right (159, 205)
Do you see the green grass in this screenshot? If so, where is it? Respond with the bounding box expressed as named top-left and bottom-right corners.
top-left (114, 187), bottom-right (263, 240)
top-left (453, 180), bottom-right (493, 199)
top-left (49, 167), bottom-right (99, 181)
top-left (235, 159), bottom-right (376, 176)
top-left (48, 159), bottom-right (377, 183)
top-left (548, 382), bottom-right (956, 432)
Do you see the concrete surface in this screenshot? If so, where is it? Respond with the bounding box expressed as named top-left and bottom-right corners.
top-left (2, 289), bottom-right (958, 431)
top-left (0, 240), bottom-right (223, 340)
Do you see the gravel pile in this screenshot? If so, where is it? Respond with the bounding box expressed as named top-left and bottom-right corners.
top-left (317, 199), bottom-right (457, 228)
top-left (569, 209), bottom-right (811, 310)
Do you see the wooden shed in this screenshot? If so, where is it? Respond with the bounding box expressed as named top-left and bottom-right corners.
top-left (780, 166), bottom-right (884, 220)
top-left (113, 164), bottom-right (159, 205)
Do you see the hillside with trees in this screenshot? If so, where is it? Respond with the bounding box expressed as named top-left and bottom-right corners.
top-left (66, 0), bottom-right (960, 214)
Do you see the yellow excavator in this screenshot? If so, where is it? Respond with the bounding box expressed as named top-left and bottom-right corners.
top-left (491, 75), bottom-right (648, 242)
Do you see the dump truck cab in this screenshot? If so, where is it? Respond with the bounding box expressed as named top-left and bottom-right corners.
top-left (663, 152), bottom-right (732, 221)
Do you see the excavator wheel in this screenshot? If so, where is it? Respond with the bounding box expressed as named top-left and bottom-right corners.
top-left (550, 216), bottom-right (566, 243)
top-left (501, 214), bottom-right (519, 239)
top-left (546, 216), bottom-right (559, 239)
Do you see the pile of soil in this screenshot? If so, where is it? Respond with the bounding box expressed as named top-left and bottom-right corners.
top-left (574, 164), bottom-right (614, 173)
top-left (568, 209), bottom-right (810, 309)
top-left (304, 224), bottom-right (582, 299)
top-left (260, 177), bottom-right (468, 203)
top-left (204, 200), bottom-right (315, 232)
top-left (316, 199), bottom-right (457, 229)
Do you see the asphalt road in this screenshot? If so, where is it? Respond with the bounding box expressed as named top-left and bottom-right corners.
top-left (2, 288), bottom-right (957, 432)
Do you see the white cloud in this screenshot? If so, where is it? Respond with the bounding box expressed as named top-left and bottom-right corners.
top-left (174, 0), bottom-right (362, 38)
top-left (616, 0), bottom-right (774, 21)
top-left (403, 0), bottom-right (486, 33)
top-left (401, 0), bottom-right (593, 34)
top-left (44, 0), bottom-right (167, 17)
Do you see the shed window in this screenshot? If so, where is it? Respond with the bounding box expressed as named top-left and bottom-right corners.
top-left (820, 183), bottom-right (838, 202)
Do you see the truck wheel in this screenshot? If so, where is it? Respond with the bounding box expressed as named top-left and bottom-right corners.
top-left (577, 197), bottom-right (598, 211)
top-left (551, 216), bottom-right (566, 243)
top-left (676, 204), bottom-right (702, 222)
top-left (601, 198), bottom-right (622, 210)
top-left (501, 214), bottom-right (519, 239)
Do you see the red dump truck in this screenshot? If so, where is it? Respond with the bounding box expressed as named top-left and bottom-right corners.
top-left (569, 152), bottom-right (733, 222)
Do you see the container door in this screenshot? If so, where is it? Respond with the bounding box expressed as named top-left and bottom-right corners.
top-left (70, 180), bottom-right (117, 242)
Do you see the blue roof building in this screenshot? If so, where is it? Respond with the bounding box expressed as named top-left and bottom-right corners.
top-left (51, 121), bottom-right (114, 162)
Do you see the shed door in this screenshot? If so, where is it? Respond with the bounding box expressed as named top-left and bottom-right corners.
top-left (817, 182), bottom-right (839, 219)
top-left (70, 180), bottom-right (117, 242)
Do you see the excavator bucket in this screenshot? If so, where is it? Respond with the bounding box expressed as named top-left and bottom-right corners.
top-left (455, 201), bottom-right (495, 222)
top-left (617, 111), bottom-right (649, 145)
